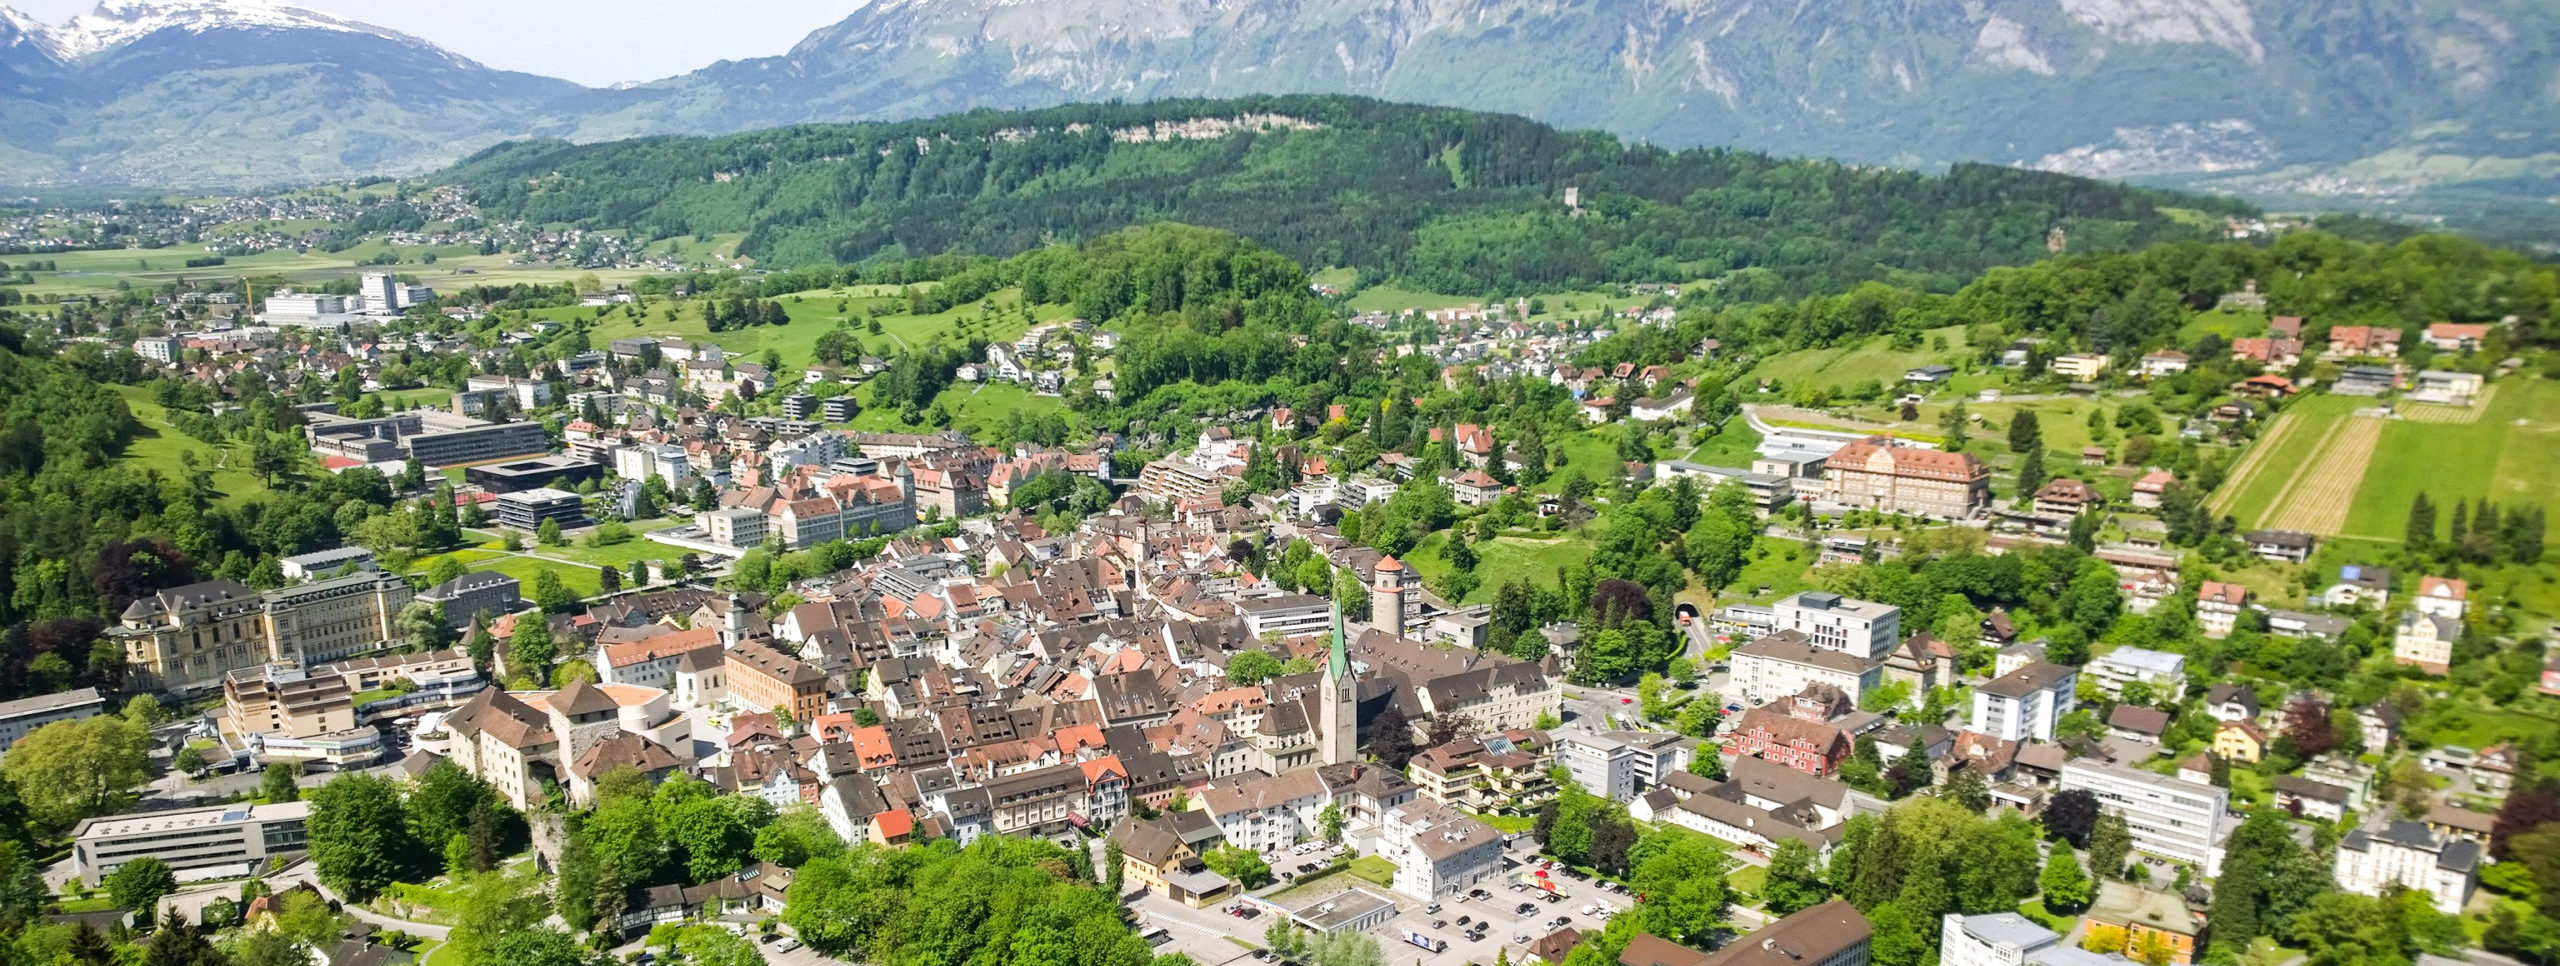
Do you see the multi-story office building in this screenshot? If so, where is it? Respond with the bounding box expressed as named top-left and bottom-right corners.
top-left (494, 488), bottom-right (588, 531)
top-left (2060, 758), bottom-right (2228, 875)
top-left (1772, 592), bottom-right (1902, 660)
top-left (1555, 727), bottom-right (1687, 802)
top-left (465, 456), bottom-right (602, 494)
top-left (0, 687), bottom-right (106, 752)
top-left (702, 507), bottom-right (767, 549)
top-left (1938, 913), bottom-right (2101, 966)
top-left (223, 662), bottom-right (355, 739)
top-left (404, 420), bottom-right (550, 467)
top-left (70, 800), bottom-right (311, 885)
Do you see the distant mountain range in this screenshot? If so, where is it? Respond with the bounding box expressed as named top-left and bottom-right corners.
top-left (0, 0), bottom-right (576, 185)
top-left (2, 0), bottom-right (2555, 213)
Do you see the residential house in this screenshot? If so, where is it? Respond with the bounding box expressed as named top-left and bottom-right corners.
top-left (2138, 351), bottom-right (2189, 378)
top-left (2424, 323), bottom-right (2490, 352)
top-left (2243, 529), bottom-right (2316, 564)
top-left (2197, 582), bottom-right (2248, 639)
top-left (2321, 565), bottom-right (2393, 609)
top-left (2335, 821), bottom-right (2478, 914)
top-left (2394, 612), bottom-right (2458, 674)
top-left (2212, 720), bottom-right (2268, 764)
top-left (2087, 647), bottom-right (2186, 700)
top-left (2084, 882), bottom-right (2202, 965)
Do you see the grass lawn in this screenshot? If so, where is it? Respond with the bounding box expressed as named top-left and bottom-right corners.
top-left (2178, 308), bottom-right (2270, 343)
top-left (1404, 531), bottom-right (1594, 604)
top-left (1725, 866), bottom-right (1766, 901)
top-left (1472, 813), bottom-right (1536, 834)
top-left (1745, 326), bottom-right (1970, 392)
top-left (373, 879), bottom-right (464, 926)
top-left (1347, 856), bottom-right (1398, 887)
top-left (1536, 431), bottom-right (1623, 493)
top-left (533, 525), bottom-right (693, 570)
top-left (52, 895), bottom-right (117, 913)
top-left (108, 384), bottom-right (271, 506)
top-left (1683, 421), bottom-right (1762, 467)
top-left (377, 387), bottom-right (455, 410)
top-left (2344, 379), bottom-right (2560, 540)
top-left (2015, 898), bottom-right (2071, 931)
top-left (398, 547), bottom-right (608, 597)
top-left (848, 381), bottom-right (1067, 441)
top-left (1344, 285), bottom-right (1484, 314)
top-left (350, 688), bottom-right (402, 706)
top-left (1917, 397), bottom-right (2136, 464)
top-left (561, 283), bottom-right (1061, 371)
top-left (1729, 537), bottom-right (1821, 602)
top-left (2411, 699), bottom-right (2560, 751)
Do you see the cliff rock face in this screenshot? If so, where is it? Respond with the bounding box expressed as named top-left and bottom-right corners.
top-left (545, 0), bottom-right (2557, 188)
top-left (5, 0), bottom-right (2555, 194)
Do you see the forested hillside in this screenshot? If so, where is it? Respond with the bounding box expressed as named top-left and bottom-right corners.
top-left (441, 96), bottom-right (2249, 296)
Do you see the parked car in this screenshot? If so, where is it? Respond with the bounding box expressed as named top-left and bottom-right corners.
top-left (1457, 916), bottom-right (1472, 926)
top-left (1516, 904), bottom-right (1537, 915)
top-left (774, 938), bottom-right (802, 953)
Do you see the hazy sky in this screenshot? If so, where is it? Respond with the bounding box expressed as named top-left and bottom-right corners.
top-left (12, 0), bottom-right (857, 86)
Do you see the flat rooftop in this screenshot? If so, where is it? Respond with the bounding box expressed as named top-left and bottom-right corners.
top-left (1290, 887), bottom-right (1396, 932)
top-left (75, 799), bottom-right (310, 839)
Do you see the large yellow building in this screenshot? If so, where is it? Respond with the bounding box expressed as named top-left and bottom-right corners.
top-left (115, 573), bottom-right (414, 693)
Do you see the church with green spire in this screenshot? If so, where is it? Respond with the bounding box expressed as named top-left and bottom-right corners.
top-left (1320, 601), bottom-right (1357, 765)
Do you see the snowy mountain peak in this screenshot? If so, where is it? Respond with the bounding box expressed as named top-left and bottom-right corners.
top-left (15, 0), bottom-right (432, 62)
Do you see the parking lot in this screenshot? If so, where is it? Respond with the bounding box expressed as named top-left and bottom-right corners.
top-left (1135, 834), bottom-right (1626, 966)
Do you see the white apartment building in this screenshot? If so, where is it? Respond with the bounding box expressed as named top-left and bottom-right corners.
top-left (1731, 630), bottom-right (1884, 708)
top-left (2086, 647), bottom-right (2186, 700)
top-left (135, 335), bottom-right (183, 364)
top-left (1772, 591), bottom-right (1902, 660)
top-left (2335, 821), bottom-right (2478, 913)
top-left (1555, 727), bottom-right (1687, 802)
top-left (1377, 801), bottom-right (1505, 900)
top-left (2060, 758), bottom-right (2227, 875)
top-left (1971, 661), bottom-right (2077, 743)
